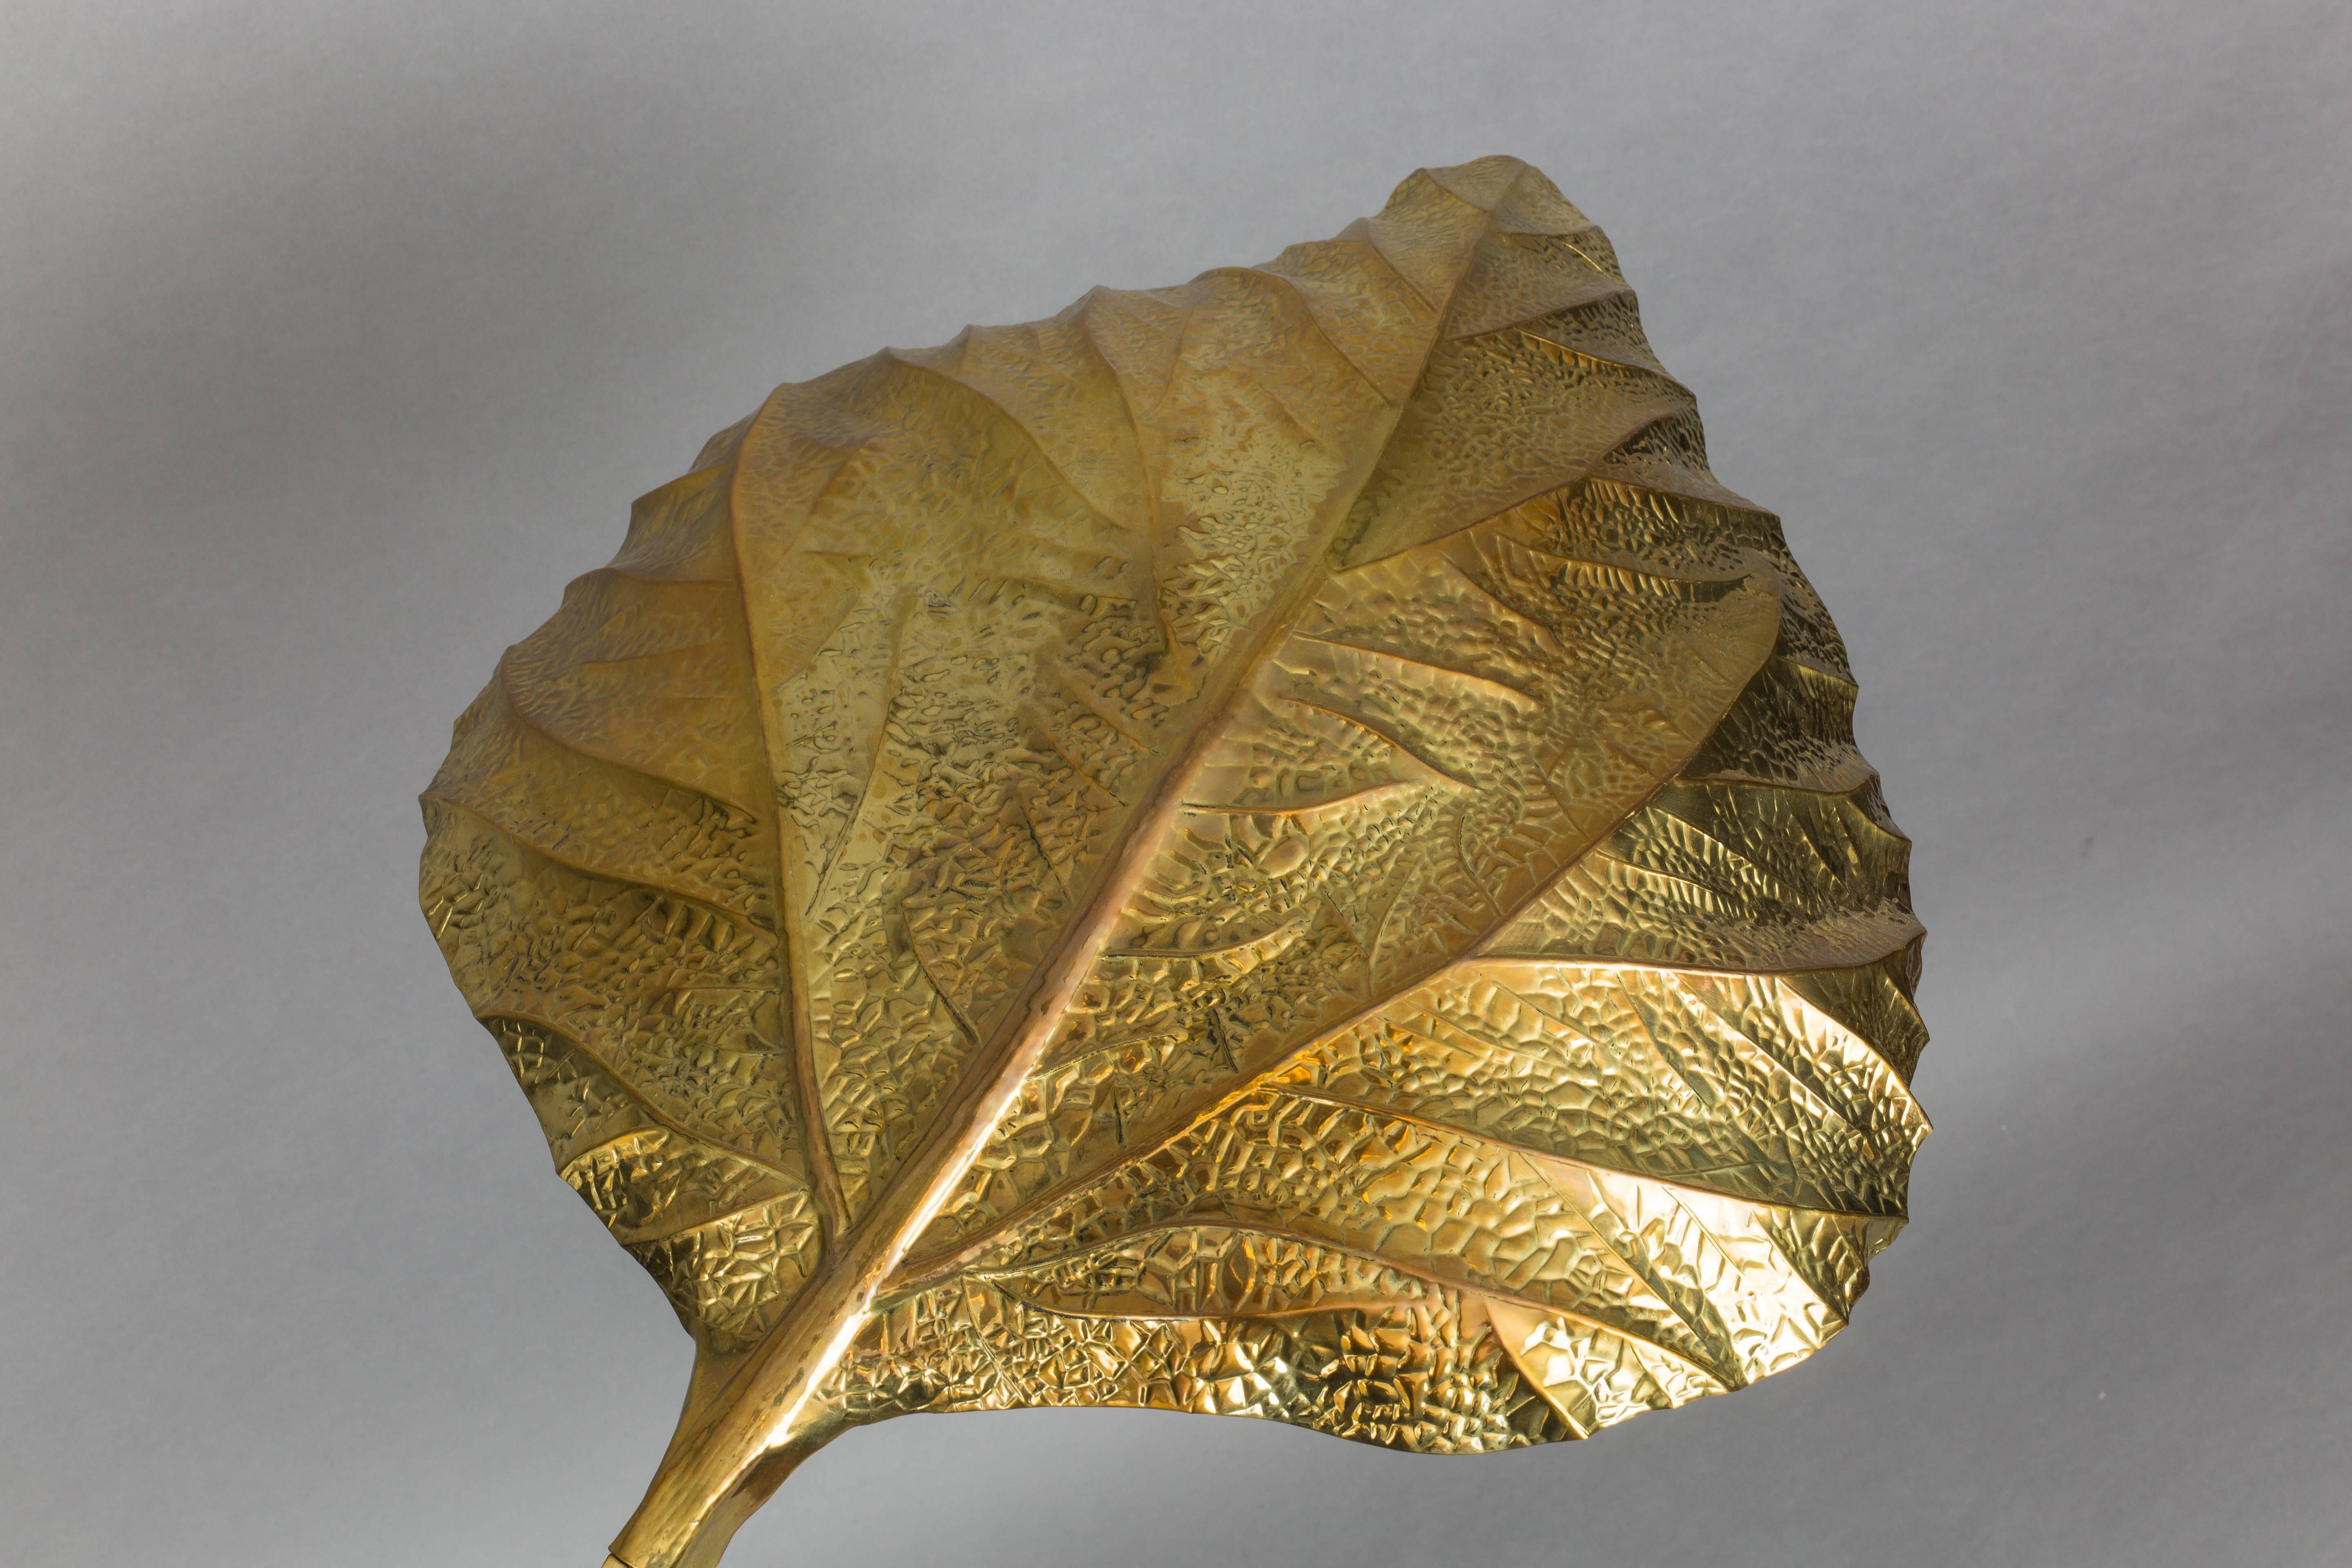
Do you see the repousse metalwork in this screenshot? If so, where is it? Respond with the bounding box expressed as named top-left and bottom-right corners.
top-left (420, 156), bottom-right (1927, 1568)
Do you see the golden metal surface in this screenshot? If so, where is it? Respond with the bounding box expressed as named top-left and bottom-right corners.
top-left (421, 156), bottom-right (1927, 1568)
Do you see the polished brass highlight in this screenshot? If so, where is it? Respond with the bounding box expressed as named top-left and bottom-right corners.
top-left (421, 156), bottom-right (1927, 1568)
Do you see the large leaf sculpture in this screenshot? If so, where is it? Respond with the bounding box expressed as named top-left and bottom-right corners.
top-left (421, 156), bottom-right (1928, 1568)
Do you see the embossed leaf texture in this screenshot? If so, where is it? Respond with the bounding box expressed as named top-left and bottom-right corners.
top-left (420, 156), bottom-right (1927, 1568)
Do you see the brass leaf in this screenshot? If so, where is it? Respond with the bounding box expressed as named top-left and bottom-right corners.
top-left (419, 156), bottom-right (1927, 1568)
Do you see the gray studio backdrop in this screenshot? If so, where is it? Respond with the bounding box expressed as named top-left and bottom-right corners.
top-left (4, 3), bottom-right (2347, 1564)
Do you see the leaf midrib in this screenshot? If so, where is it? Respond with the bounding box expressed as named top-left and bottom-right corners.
top-left (679, 169), bottom-right (1537, 1437)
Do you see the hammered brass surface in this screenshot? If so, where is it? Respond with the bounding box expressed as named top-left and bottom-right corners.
top-left (421, 156), bottom-right (1927, 1568)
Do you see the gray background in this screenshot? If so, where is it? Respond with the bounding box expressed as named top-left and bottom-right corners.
top-left (4, 2), bottom-right (2347, 1564)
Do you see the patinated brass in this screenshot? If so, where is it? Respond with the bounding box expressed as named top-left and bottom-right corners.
top-left (421, 156), bottom-right (1927, 1568)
